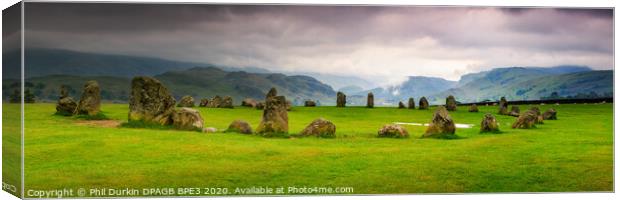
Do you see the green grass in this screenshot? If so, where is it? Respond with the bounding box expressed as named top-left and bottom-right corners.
top-left (8, 103), bottom-right (613, 196)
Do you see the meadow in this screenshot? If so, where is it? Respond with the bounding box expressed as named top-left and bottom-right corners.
top-left (4, 102), bottom-right (613, 196)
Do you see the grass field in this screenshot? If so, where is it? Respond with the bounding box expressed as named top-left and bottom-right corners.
top-left (4, 102), bottom-right (614, 196)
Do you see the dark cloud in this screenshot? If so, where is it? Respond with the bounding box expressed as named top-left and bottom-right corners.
top-left (22, 2), bottom-right (614, 82)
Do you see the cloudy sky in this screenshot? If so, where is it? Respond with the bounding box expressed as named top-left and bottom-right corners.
top-left (23, 3), bottom-right (613, 83)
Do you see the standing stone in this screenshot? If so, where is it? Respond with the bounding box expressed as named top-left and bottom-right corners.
top-left (199, 98), bottom-right (209, 107)
top-left (543, 108), bottom-right (557, 120)
top-left (129, 77), bottom-right (176, 125)
top-left (423, 106), bottom-right (456, 138)
top-left (480, 113), bottom-right (499, 133)
top-left (418, 97), bottom-right (429, 110)
top-left (408, 98), bottom-right (415, 109)
top-left (512, 110), bottom-right (537, 129)
top-left (226, 120), bottom-right (253, 134)
top-left (377, 124), bottom-right (409, 138)
top-left (398, 101), bottom-right (406, 109)
top-left (256, 88), bottom-right (289, 135)
top-left (300, 118), bottom-right (336, 138)
top-left (508, 105), bottom-right (520, 117)
top-left (177, 95), bottom-right (195, 107)
top-left (367, 92), bottom-right (374, 108)
top-left (74, 80), bottom-right (101, 116)
top-left (304, 100), bottom-right (316, 107)
top-left (171, 108), bottom-right (204, 131)
top-left (55, 85), bottom-right (77, 116)
top-left (445, 95), bottom-right (457, 111)
top-left (498, 97), bottom-right (509, 115)
top-left (468, 104), bottom-right (479, 112)
top-left (241, 98), bottom-right (258, 107)
top-left (208, 95), bottom-right (222, 108)
top-left (336, 92), bottom-right (346, 107)
top-left (220, 96), bottom-right (234, 108)
top-left (529, 107), bottom-right (544, 124)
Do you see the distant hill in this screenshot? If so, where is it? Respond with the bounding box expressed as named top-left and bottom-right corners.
top-left (3, 48), bottom-right (270, 78)
top-left (429, 67), bottom-right (611, 104)
top-left (348, 76), bottom-right (458, 106)
top-left (6, 67), bottom-right (337, 105)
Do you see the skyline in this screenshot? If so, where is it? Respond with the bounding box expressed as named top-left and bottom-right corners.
top-left (9, 3), bottom-right (615, 83)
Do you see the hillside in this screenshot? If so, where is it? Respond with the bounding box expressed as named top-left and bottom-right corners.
top-left (3, 48), bottom-right (270, 78)
top-left (6, 67), bottom-right (336, 105)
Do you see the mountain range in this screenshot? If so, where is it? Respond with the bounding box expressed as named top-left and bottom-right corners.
top-left (2, 48), bottom-right (613, 105)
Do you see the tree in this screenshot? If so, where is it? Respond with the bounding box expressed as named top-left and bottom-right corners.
top-left (24, 89), bottom-right (35, 103)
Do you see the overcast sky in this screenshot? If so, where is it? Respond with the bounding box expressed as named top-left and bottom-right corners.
top-left (23, 3), bottom-right (613, 82)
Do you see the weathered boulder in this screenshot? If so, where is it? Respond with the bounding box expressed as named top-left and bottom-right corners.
top-left (398, 101), bottom-right (406, 109)
top-left (418, 97), bottom-right (429, 110)
top-left (55, 85), bottom-right (77, 116)
top-left (256, 88), bottom-right (289, 135)
top-left (445, 95), bottom-right (457, 111)
top-left (304, 100), bottom-right (316, 107)
top-left (367, 92), bottom-right (374, 108)
top-left (498, 97), bottom-right (509, 115)
top-left (241, 98), bottom-right (258, 107)
top-left (543, 108), bottom-right (557, 120)
top-left (128, 76), bottom-right (176, 125)
top-left (377, 124), bottom-right (409, 138)
top-left (208, 95), bottom-right (223, 108)
top-left (480, 113), bottom-right (499, 133)
top-left (177, 95), bottom-right (195, 107)
top-left (226, 120), bottom-right (253, 134)
top-left (300, 118), bottom-right (336, 138)
top-left (423, 106), bottom-right (456, 138)
top-left (508, 105), bottom-right (520, 117)
top-left (172, 108), bottom-right (204, 131)
top-left (199, 98), bottom-right (209, 107)
top-left (408, 98), bottom-right (415, 109)
top-left (74, 80), bottom-right (101, 116)
top-left (220, 96), bottom-right (234, 108)
top-left (336, 92), bottom-right (346, 107)
top-left (512, 110), bottom-right (537, 129)
top-left (529, 107), bottom-right (544, 124)
top-left (468, 104), bottom-right (479, 112)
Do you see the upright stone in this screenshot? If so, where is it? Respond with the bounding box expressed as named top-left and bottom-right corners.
top-left (529, 107), bottom-right (544, 124)
top-left (220, 96), bottom-right (234, 108)
top-left (498, 97), bottom-right (509, 115)
top-left (256, 88), bottom-right (289, 136)
top-left (199, 98), bottom-right (209, 107)
top-left (398, 101), bottom-right (406, 109)
top-left (336, 92), bottom-right (346, 107)
top-left (177, 95), bottom-right (195, 107)
top-left (366, 92), bottom-right (374, 108)
top-left (128, 76), bottom-right (176, 125)
top-left (304, 100), bottom-right (316, 107)
top-left (418, 97), bottom-right (429, 110)
top-left (543, 108), bottom-right (557, 120)
top-left (208, 95), bottom-right (222, 108)
top-left (468, 104), bottom-right (479, 112)
top-left (55, 85), bottom-right (77, 116)
top-left (508, 105), bottom-right (520, 117)
top-left (423, 106), bottom-right (456, 138)
top-left (512, 110), bottom-right (537, 129)
top-left (74, 80), bottom-right (101, 116)
top-left (445, 95), bottom-right (457, 111)
top-left (407, 98), bottom-right (415, 109)
top-left (480, 113), bottom-right (499, 133)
